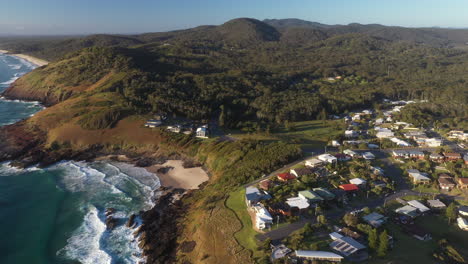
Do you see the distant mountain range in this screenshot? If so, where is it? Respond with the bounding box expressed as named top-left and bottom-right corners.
top-left (2, 18), bottom-right (468, 61)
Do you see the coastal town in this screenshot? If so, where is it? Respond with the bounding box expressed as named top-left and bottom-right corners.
top-left (234, 100), bottom-right (468, 263)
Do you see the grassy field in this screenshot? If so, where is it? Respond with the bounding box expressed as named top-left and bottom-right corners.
top-left (226, 188), bottom-right (266, 259)
top-left (227, 120), bottom-right (344, 151)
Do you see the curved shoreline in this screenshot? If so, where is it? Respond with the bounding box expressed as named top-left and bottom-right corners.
top-left (0, 49), bottom-right (49, 67)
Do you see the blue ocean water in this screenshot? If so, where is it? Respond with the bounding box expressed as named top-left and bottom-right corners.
top-left (0, 54), bottom-right (159, 264)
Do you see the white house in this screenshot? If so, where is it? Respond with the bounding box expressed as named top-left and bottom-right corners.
top-left (376, 129), bottom-right (395, 138)
top-left (457, 217), bottom-right (468, 231)
top-left (145, 119), bottom-right (163, 128)
top-left (425, 138), bottom-right (442, 147)
top-left (253, 204), bottom-right (273, 230)
top-left (305, 158), bottom-right (324, 168)
top-left (286, 197), bottom-right (310, 210)
top-left (196, 126), bottom-right (209, 138)
top-left (331, 140), bottom-right (341, 147)
top-left (407, 200), bottom-right (430, 213)
top-left (375, 118), bottom-right (384, 125)
top-left (343, 149), bottom-right (359, 158)
top-left (407, 169), bottom-right (431, 184)
top-left (352, 114), bottom-right (361, 121)
top-left (350, 178), bottom-right (367, 186)
top-left (318, 154), bottom-right (337, 164)
top-left (362, 152), bottom-right (375, 160)
top-left (345, 130), bottom-right (358, 138)
top-left (390, 137), bottom-right (411, 147)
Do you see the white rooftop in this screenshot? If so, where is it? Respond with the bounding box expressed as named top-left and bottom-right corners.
top-left (295, 250), bottom-right (344, 260)
top-left (286, 197), bottom-right (310, 210)
top-left (407, 200), bottom-right (430, 213)
top-left (350, 178), bottom-right (367, 185)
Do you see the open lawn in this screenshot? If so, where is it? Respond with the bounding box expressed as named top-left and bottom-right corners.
top-left (227, 120), bottom-right (344, 151)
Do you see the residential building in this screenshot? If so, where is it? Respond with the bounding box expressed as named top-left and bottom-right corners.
top-left (298, 190), bottom-right (324, 203)
top-left (444, 152), bottom-right (461, 161)
top-left (245, 187), bottom-right (270, 207)
top-left (166, 125), bottom-right (182, 133)
top-left (459, 206), bottom-right (468, 217)
top-left (329, 237), bottom-right (368, 261)
top-left (395, 205), bottom-right (420, 218)
top-left (425, 138), bottom-right (442, 147)
top-left (438, 174), bottom-right (456, 190)
top-left (277, 173), bottom-right (296, 182)
top-left (313, 188), bottom-right (336, 200)
top-left (305, 158), bottom-right (324, 168)
top-left (259, 179), bottom-right (271, 190)
top-left (329, 232), bottom-right (344, 241)
top-left (407, 169), bottom-right (431, 184)
top-left (370, 166), bottom-right (384, 175)
top-left (345, 130), bottom-right (359, 138)
top-left (318, 154), bottom-right (338, 164)
top-left (429, 153), bottom-right (444, 162)
top-left (352, 114), bottom-right (361, 121)
top-left (372, 180), bottom-right (387, 188)
top-left (407, 200), bottom-right (430, 214)
top-left (349, 178), bottom-right (367, 186)
top-left (457, 217), bottom-right (468, 231)
top-left (376, 130), bottom-right (395, 138)
top-left (271, 244), bottom-right (292, 260)
top-left (290, 168), bottom-right (313, 178)
top-left (343, 149), bottom-right (359, 158)
top-left (339, 184), bottom-right (359, 192)
top-left (362, 152), bottom-right (375, 160)
top-left (392, 150), bottom-right (408, 159)
top-left (427, 199), bottom-right (446, 210)
top-left (295, 250), bottom-right (344, 262)
top-left (408, 150), bottom-right (425, 160)
top-left (144, 119), bottom-right (162, 128)
top-left (335, 153), bottom-right (351, 161)
top-left (196, 126), bottom-right (208, 138)
top-left (403, 225), bottom-right (432, 241)
top-left (458, 178), bottom-right (468, 189)
top-left (464, 155), bottom-right (468, 165)
top-left (286, 197), bottom-right (310, 210)
top-left (390, 137), bottom-right (411, 147)
top-left (253, 204), bottom-right (273, 230)
top-left (362, 212), bottom-right (387, 228)
top-left (332, 140), bottom-right (341, 147)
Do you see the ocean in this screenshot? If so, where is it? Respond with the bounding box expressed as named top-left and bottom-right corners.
top-left (0, 53), bottom-right (160, 264)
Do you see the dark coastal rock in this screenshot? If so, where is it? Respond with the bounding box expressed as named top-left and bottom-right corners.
top-left (105, 208), bottom-right (116, 216)
top-left (156, 166), bottom-right (174, 174)
top-left (182, 159), bottom-right (202, 168)
top-left (137, 188), bottom-right (188, 264)
top-left (127, 214), bottom-right (137, 228)
top-left (135, 156), bottom-right (167, 167)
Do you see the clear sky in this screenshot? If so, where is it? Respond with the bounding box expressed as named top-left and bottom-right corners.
top-left (1, 0), bottom-right (467, 35)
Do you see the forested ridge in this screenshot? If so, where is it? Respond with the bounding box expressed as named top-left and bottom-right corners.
top-left (1, 18), bottom-right (467, 130)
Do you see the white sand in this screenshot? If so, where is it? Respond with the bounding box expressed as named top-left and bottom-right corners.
top-left (146, 160), bottom-right (209, 190)
top-left (0, 49), bottom-right (48, 66)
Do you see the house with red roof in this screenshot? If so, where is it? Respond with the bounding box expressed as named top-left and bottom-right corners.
top-left (339, 184), bottom-right (359, 192)
top-left (277, 173), bottom-right (296, 182)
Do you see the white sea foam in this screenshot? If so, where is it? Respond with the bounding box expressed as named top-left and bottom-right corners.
top-left (0, 76), bottom-right (19, 85)
top-left (58, 206), bottom-right (112, 264)
top-left (0, 162), bottom-right (41, 176)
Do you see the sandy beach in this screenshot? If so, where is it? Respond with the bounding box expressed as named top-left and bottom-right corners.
top-left (0, 49), bottom-right (48, 67)
top-left (146, 160), bottom-right (209, 190)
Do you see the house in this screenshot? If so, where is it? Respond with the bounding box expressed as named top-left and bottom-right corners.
top-left (259, 179), bottom-right (271, 190)
top-left (375, 118), bottom-right (383, 125)
top-left (299, 190), bottom-right (324, 203)
top-left (196, 126), bottom-right (209, 138)
top-left (313, 188), bottom-right (336, 200)
top-left (425, 138), bottom-right (442, 147)
top-left (271, 244), bottom-right (292, 260)
top-left (376, 130), bottom-right (395, 138)
top-left (464, 155), bottom-right (468, 165)
top-left (286, 197), bottom-right (310, 210)
top-left (444, 152), bottom-right (461, 161)
top-left (329, 232), bottom-right (344, 241)
top-left (277, 173), bottom-right (296, 182)
top-left (407, 200), bottom-right (430, 214)
top-left (404, 131), bottom-right (426, 139)
top-left (458, 178), bottom-right (468, 189)
top-left (438, 174), bottom-right (456, 190)
top-left (253, 204), bottom-right (273, 230)
top-left (166, 125), bottom-right (182, 133)
top-left (329, 237), bottom-right (368, 261)
top-left (245, 187), bottom-right (270, 206)
top-left (395, 205), bottom-right (420, 218)
top-left (352, 114), bottom-right (361, 121)
top-left (372, 180), bottom-right (387, 188)
top-left (392, 150), bottom-right (408, 159)
top-left (390, 137), bottom-right (411, 147)
top-left (459, 206), bottom-right (468, 217)
top-left (427, 199), bottom-right (446, 210)
top-left (403, 225), bottom-right (432, 241)
top-left (335, 153), bottom-right (351, 161)
top-left (305, 158), bottom-right (324, 168)
top-left (368, 143), bottom-right (379, 149)
top-left (144, 119), bottom-right (162, 128)
top-left (370, 166), bottom-right (384, 176)
top-left (344, 116), bottom-right (352, 123)
top-left (457, 217), bottom-right (468, 231)
top-left (407, 169), bottom-right (431, 184)
top-left (429, 153), bottom-right (444, 162)
top-left (290, 168), bottom-right (313, 178)
top-left (362, 212), bottom-right (387, 228)
top-left (345, 130), bottom-right (358, 138)
top-left (408, 150), bottom-right (425, 160)
top-left (332, 140), bottom-right (341, 147)
top-left (339, 184), bottom-right (359, 192)
top-left (343, 149), bottom-right (359, 158)
top-left (295, 250), bottom-right (344, 262)
top-left (362, 152), bottom-right (375, 160)
top-left (349, 178), bottom-right (367, 186)
top-left (318, 154), bottom-right (338, 164)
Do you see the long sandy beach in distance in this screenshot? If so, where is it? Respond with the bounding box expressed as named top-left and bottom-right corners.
top-left (0, 49), bottom-right (48, 67)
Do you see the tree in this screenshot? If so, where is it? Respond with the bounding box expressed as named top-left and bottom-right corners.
top-left (377, 230), bottom-right (389, 257)
top-left (368, 228), bottom-right (378, 250)
top-left (317, 214), bottom-right (327, 225)
top-left (446, 203), bottom-right (457, 223)
top-left (343, 213), bottom-right (359, 227)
